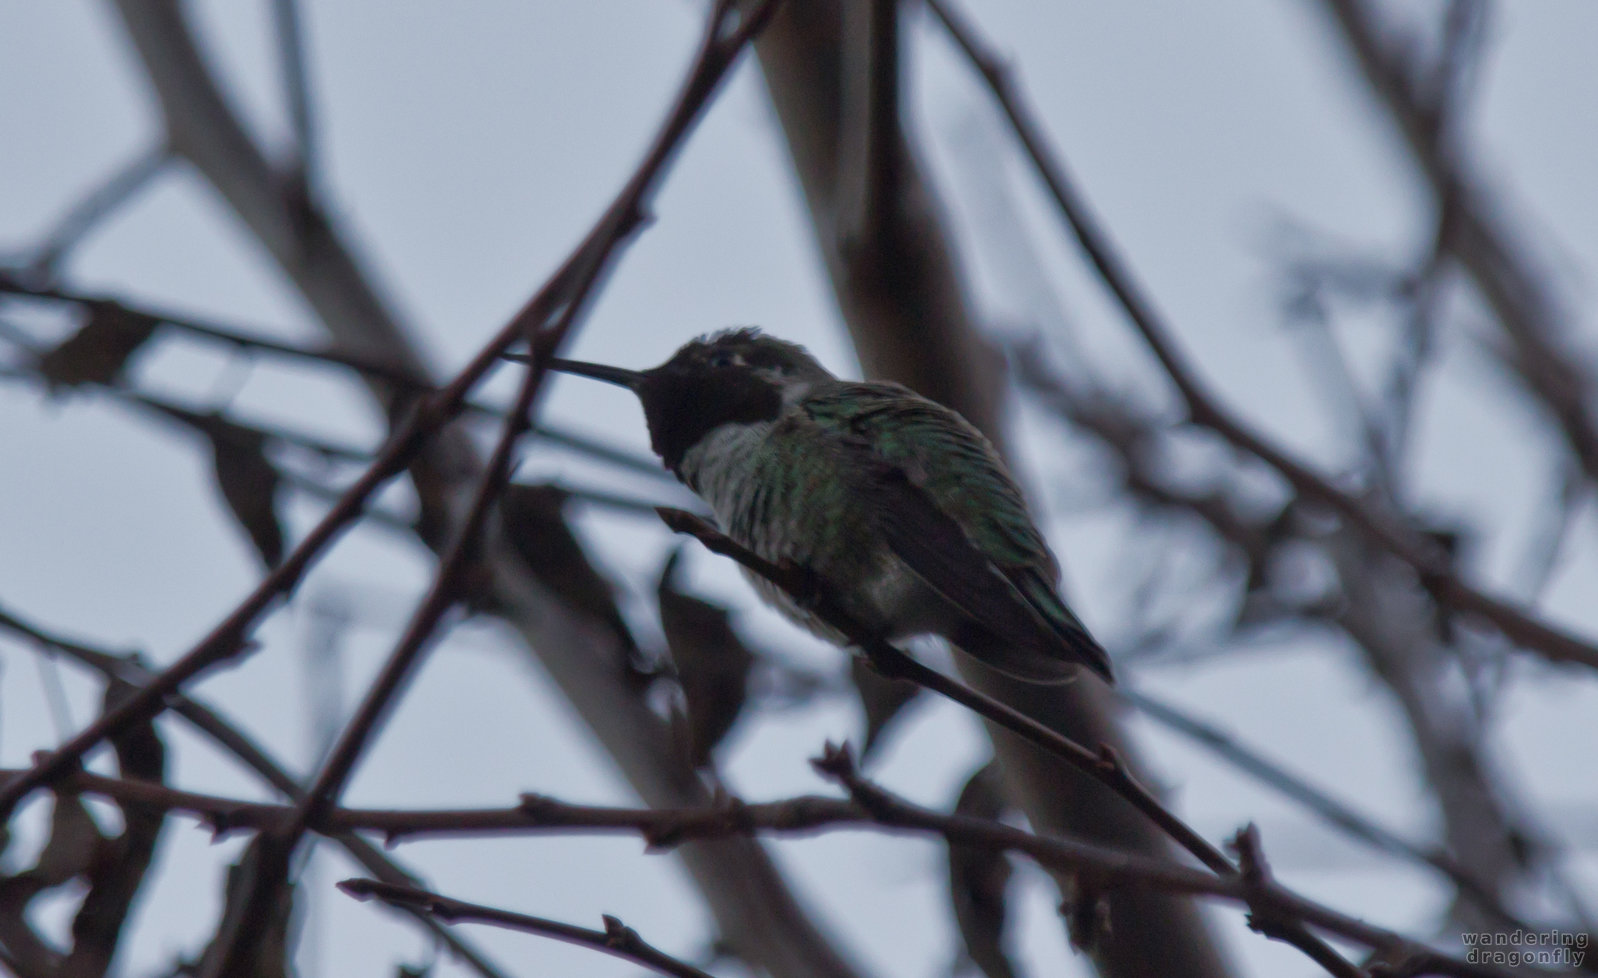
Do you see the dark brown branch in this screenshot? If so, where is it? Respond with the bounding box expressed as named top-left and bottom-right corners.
top-left (657, 510), bottom-right (1363, 975)
top-left (0, 0), bottom-right (778, 821)
top-left (198, 340), bottom-right (552, 975)
top-left (1319, 0), bottom-right (1598, 497)
top-left (198, 4), bottom-right (780, 970)
top-left (292, 0), bottom-right (778, 834)
top-left (656, 507), bottom-right (1231, 867)
top-left (0, 604), bottom-right (515, 978)
top-left (338, 879), bottom-right (716, 978)
top-left (835, 0), bottom-right (901, 252)
top-left (292, 346), bottom-right (560, 830)
top-left (0, 277), bottom-right (672, 482)
top-left (26, 764), bottom-right (1521, 977)
top-left (925, 0), bottom-right (1598, 674)
top-left (1119, 686), bottom-right (1528, 932)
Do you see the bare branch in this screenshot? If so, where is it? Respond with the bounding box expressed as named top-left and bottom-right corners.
top-left (658, 507), bottom-right (1227, 865)
top-left (0, 0), bottom-right (777, 820)
top-left (0, 277), bottom-right (673, 482)
top-left (657, 508), bottom-right (1364, 977)
top-left (926, 0), bottom-right (1598, 673)
top-left (835, 0), bottom-right (901, 253)
top-left (6, 145), bottom-right (170, 280)
top-left (270, 0), bottom-right (318, 182)
top-left (339, 879), bottom-right (717, 978)
top-left (0, 603), bottom-right (516, 978)
top-left (1318, 0), bottom-right (1598, 494)
top-left (197, 329), bottom-right (554, 976)
top-left (26, 764), bottom-right (1526, 977)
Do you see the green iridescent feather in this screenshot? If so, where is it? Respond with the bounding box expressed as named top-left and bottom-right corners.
top-left (801, 382), bottom-right (1111, 681)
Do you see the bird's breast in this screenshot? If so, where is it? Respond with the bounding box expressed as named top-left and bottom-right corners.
top-left (677, 419), bottom-right (911, 638)
top-left (677, 420), bottom-right (800, 562)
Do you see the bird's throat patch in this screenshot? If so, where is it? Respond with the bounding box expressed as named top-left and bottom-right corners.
top-left (638, 371), bottom-right (783, 473)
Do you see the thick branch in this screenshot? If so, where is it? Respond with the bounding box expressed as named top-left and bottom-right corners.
top-left (86, 3), bottom-right (865, 976)
top-left (748, 2), bottom-right (1239, 973)
top-left (1, 0), bottom-right (749, 825)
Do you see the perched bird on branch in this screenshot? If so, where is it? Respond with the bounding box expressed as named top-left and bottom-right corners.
top-left (545, 328), bottom-right (1113, 684)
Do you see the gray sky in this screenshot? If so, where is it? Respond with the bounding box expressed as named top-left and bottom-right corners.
top-left (2, 2), bottom-right (1596, 976)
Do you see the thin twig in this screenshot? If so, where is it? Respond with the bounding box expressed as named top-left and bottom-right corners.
top-left (0, 277), bottom-right (672, 481)
top-left (0, 0), bottom-right (780, 820)
top-left (657, 508), bottom-right (1365, 976)
top-left (1119, 686), bottom-right (1529, 931)
top-left (196, 2), bottom-right (780, 968)
top-left (0, 603), bottom-right (515, 978)
top-left (925, 0), bottom-right (1598, 673)
top-left (338, 879), bottom-right (716, 978)
top-left (657, 507), bottom-right (1230, 869)
top-left (205, 324), bottom-right (560, 974)
top-left (12, 146), bottom-right (170, 279)
top-left (26, 764), bottom-right (1521, 978)
top-left (292, 341), bottom-right (549, 830)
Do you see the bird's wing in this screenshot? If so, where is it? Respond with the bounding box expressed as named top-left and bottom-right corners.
top-left (802, 383), bottom-right (1112, 681)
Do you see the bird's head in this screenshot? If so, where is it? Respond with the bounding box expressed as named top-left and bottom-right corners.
top-left (548, 328), bottom-right (834, 472)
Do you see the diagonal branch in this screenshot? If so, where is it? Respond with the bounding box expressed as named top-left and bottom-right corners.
top-left (925, 0), bottom-right (1598, 673)
top-left (30, 1), bottom-right (856, 975)
top-left (0, 277), bottom-right (673, 482)
top-left (7, 144), bottom-right (171, 280)
top-left (657, 508), bottom-right (1364, 977)
top-left (1318, 0), bottom-right (1598, 493)
top-left (0, 602), bottom-right (516, 978)
top-left (198, 330), bottom-right (557, 977)
top-left (0, 0), bottom-right (772, 819)
top-left (339, 880), bottom-right (716, 978)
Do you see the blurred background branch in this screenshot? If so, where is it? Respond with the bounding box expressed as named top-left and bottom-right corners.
top-left (1, 0), bottom-right (1594, 976)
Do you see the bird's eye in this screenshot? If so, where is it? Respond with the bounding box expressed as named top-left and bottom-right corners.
top-left (708, 352), bottom-right (734, 368)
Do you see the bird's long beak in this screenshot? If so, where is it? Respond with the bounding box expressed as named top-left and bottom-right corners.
top-left (544, 357), bottom-right (645, 390)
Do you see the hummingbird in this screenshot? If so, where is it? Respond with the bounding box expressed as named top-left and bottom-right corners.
top-left (545, 329), bottom-right (1113, 684)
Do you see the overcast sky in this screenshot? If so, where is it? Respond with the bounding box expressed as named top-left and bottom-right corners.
top-left (2, 2), bottom-right (1596, 977)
